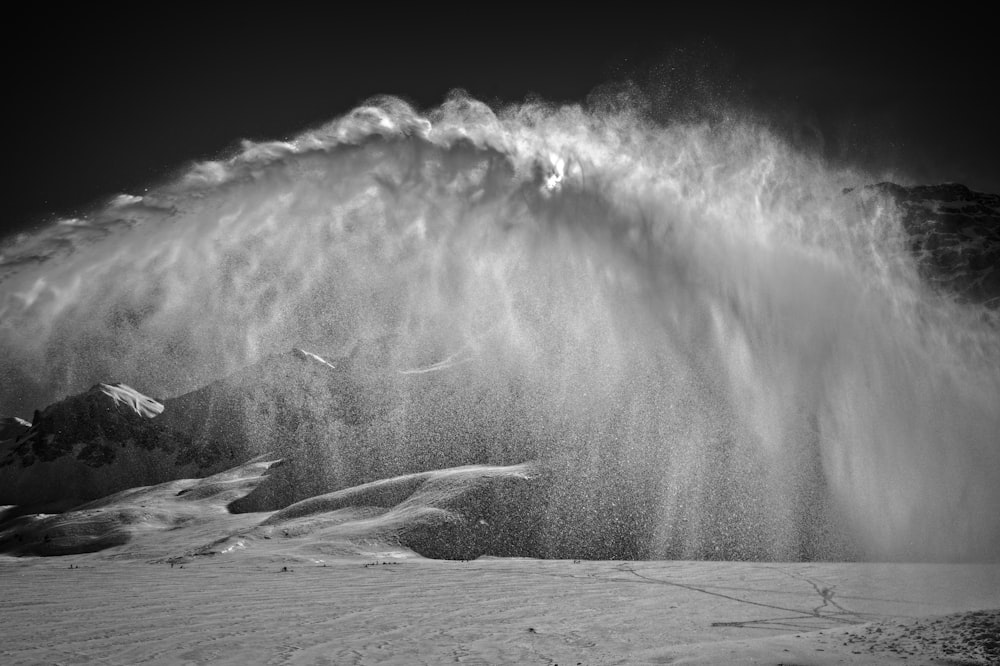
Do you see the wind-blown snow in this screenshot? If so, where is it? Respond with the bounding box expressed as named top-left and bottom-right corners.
top-left (1, 92), bottom-right (998, 562)
top-left (100, 382), bottom-right (164, 418)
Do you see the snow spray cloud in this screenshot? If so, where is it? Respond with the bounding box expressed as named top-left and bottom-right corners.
top-left (1, 92), bottom-right (998, 561)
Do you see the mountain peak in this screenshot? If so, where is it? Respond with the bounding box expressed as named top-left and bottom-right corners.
top-left (96, 383), bottom-right (164, 419)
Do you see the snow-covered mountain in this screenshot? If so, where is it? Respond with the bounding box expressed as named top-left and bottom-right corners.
top-left (1, 182), bottom-right (998, 562)
top-left (0, 383), bottom-right (194, 508)
top-left (0, 348), bottom-right (366, 512)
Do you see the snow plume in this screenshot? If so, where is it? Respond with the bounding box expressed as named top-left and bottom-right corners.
top-left (1, 91), bottom-right (998, 561)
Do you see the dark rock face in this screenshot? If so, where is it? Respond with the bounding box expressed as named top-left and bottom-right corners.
top-left (0, 417), bottom-right (31, 484)
top-left (6, 384), bottom-right (172, 468)
top-left (0, 416), bottom-right (30, 446)
top-left (0, 348), bottom-right (368, 512)
top-left (855, 182), bottom-right (1000, 306)
top-left (0, 384), bottom-right (198, 506)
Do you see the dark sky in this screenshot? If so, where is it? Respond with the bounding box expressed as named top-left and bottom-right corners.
top-left (5, 9), bottom-right (997, 238)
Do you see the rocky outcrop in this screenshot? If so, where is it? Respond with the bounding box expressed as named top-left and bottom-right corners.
top-left (0, 416), bottom-right (30, 442)
top-left (2, 384), bottom-right (209, 507)
top-left (8, 384), bottom-right (171, 466)
top-left (0, 417), bottom-right (30, 459)
top-left (0, 348), bottom-right (369, 512)
top-left (852, 182), bottom-right (1000, 306)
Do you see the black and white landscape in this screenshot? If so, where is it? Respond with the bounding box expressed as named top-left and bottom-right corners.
top-left (1, 94), bottom-right (998, 663)
top-left (2, 12), bottom-right (1000, 661)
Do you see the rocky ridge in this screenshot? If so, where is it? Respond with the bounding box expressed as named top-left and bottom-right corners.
top-left (0, 348), bottom-right (357, 510)
top-left (852, 182), bottom-right (1000, 306)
